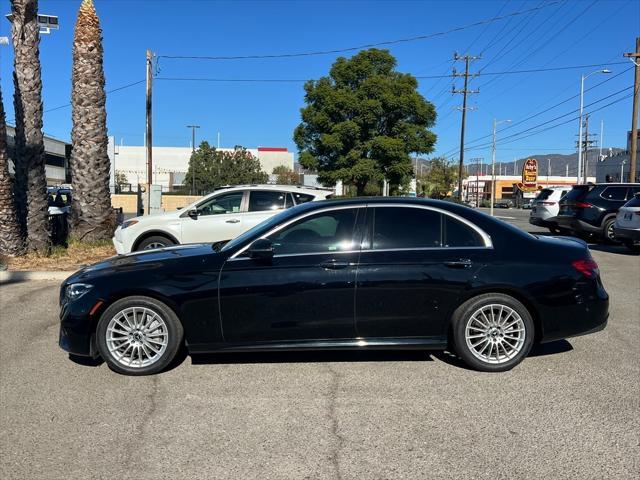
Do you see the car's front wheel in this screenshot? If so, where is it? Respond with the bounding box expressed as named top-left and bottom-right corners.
top-left (137, 235), bottom-right (176, 251)
top-left (452, 293), bottom-right (534, 372)
top-left (96, 296), bottom-right (184, 375)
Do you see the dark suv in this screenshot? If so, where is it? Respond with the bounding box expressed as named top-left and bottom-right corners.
top-left (555, 183), bottom-right (640, 242)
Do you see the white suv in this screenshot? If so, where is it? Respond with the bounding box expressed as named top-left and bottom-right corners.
top-left (529, 186), bottom-right (570, 233)
top-left (112, 185), bottom-right (333, 254)
top-left (613, 193), bottom-right (640, 252)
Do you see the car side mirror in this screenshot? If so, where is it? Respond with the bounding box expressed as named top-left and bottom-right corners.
top-left (248, 239), bottom-right (274, 260)
top-left (187, 208), bottom-right (199, 220)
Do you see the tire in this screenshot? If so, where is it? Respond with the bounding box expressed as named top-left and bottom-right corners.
top-left (451, 293), bottom-right (534, 372)
top-left (136, 235), bottom-right (175, 251)
top-left (96, 296), bottom-right (184, 376)
top-left (602, 218), bottom-right (619, 244)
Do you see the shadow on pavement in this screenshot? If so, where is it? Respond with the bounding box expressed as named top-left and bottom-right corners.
top-left (190, 349), bottom-right (434, 366)
top-left (68, 354), bottom-right (104, 367)
top-left (588, 244), bottom-right (639, 256)
top-left (528, 339), bottom-right (573, 357)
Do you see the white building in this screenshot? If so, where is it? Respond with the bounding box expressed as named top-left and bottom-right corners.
top-left (109, 141), bottom-right (295, 191)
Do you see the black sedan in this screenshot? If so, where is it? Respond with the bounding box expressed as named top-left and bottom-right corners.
top-left (59, 198), bottom-right (608, 375)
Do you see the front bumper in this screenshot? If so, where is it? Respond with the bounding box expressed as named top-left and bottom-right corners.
top-left (59, 293), bottom-right (103, 358)
top-left (613, 226), bottom-right (640, 242)
top-left (112, 235), bottom-right (125, 255)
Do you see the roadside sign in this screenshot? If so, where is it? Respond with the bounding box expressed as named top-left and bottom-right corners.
top-left (522, 158), bottom-right (538, 191)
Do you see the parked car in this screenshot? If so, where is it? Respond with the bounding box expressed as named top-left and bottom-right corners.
top-left (529, 186), bottom-right (570, 233)
top-left (613, 192), bottom-right (640, 252)
top-left (60, 197), bottom-right (609, 375)
top-left (112, 185), bottom-right (333, 254)
top-left (554, 183), bottom-right (640, 242)
top-left (521, 200), bottom-right (533, 210)
top-left (493, 200), bottom-right (512, 208)
top-left (47, 186), bottom-right (72, 216)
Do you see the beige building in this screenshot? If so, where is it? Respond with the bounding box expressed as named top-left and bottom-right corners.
top-left (109, 143), bottom-right (294, 191)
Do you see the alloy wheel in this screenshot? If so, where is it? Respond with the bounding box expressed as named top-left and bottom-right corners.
top-left (143, 242), bottom-right (166, 250)
top-left (464, 304), bottom-right (526, 365)
top-left (106, 307), bottom-right (169, 368)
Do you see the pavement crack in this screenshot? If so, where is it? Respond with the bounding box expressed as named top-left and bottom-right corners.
top-left (325, 363), bottom-right (345, 480)
top-left (121, 375), bottom-right (160, 471)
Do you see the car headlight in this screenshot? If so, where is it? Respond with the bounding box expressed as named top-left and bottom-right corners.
top-left (121, 219), bottom-right (139, 229)
top-left (66, 283), bottom-right (93, 302)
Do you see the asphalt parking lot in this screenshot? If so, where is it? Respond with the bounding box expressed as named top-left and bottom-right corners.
top-left (1, 208), bottom-right (639, 479)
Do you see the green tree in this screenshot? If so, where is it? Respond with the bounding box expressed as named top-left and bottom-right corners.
top-left (184, 142), bottom-right (268, 194)
top-left (294, 49), bottom-right (436, 196)
top-left (416, 157), bottom-right (461, 199)
top-left (114, 171), bottom-right (128, 193)
top-left (272, 165), bottom-right (299, 185)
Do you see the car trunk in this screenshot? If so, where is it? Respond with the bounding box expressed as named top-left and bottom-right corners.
top-left (558, 185), bottom-right (593, 216)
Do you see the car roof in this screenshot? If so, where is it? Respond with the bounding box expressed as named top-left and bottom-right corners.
top-left (205, 184), bottom-right (333, 196)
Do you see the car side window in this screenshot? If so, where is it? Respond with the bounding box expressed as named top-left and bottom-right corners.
top-left (197, 192), bottom-right (243, 216)
top-left (372, 207), bottom-right (441, 249)
top-left (600, 187), bottom-right (627, 201)
top-left (249, 191), bottom-right (287, 212)
top-left (292, 193), bottom-right (315, 205)
top-left (267, 208), bottom-right (359, 255)
top-left (443, 215), bottom-right (483, 247)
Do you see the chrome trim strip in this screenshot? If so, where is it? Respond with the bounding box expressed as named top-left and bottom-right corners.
top-left (228, 249), bottom-right (361, 262)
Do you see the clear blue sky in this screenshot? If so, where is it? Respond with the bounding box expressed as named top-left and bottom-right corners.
top-left (1, 0), bottom-right (638, 165)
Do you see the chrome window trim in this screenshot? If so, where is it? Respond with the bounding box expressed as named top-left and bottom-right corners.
top-left (228, 249), bottom-right (361, 262)
top-left (367, 203), bottom-right (493, 249)
top-left (229, 205), bottom-right (366, 259)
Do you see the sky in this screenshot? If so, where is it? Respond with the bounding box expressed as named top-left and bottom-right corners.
top-left (0, 0), bottom-right (638, 167)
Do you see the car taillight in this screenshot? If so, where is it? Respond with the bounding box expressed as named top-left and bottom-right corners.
top-left (574, 202), bottom-right (591, 208)
top-left (572, 258), bottom-right (599, 278)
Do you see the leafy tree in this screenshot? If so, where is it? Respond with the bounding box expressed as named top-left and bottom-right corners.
top-left (185, 142), bottom-right (268, 194)
top-left (114, 171), bottom-right (128, 193)
top-left (11, 0), bottom-right (51, 252)
top-left (273, 165), bottom-right (299, 185)
top-left (416, 157), bottom-right (461, 199)
top-left (294, 49), bottom-right (436, 195)
top-left (70, 0), bottom-right (113, 241)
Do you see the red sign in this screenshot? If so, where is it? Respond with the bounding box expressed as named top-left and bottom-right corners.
top-left (522, 159), bottom-right (538, 191)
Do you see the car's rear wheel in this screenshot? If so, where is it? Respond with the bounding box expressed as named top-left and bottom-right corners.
top-left (96, 296), bottom-right (183, 375)
top-left (452, 293), bottom-right (534, 372)
top-left (137, 235), bottom-right (175, 251)
top-left (603, 218), bottom-right (618, 244)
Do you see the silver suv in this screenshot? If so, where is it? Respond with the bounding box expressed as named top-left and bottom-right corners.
top-left (529, 186), bottom-right (570, 233)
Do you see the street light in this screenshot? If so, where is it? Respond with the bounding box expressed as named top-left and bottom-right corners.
top-left (187, 125), bottom-right (200, 195)
top-left (490, 119), bottom-right (511, 217)
top-left (577, 69), bottom-right (611, 184)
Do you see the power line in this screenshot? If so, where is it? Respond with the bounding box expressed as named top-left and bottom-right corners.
top-left (157, 1), bottom-right (562, 61)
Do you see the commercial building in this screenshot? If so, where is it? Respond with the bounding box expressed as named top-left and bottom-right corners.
top-left (108, 141), bottom-right (295, 192)
top-left (5, 125), bottom-right (71, 185)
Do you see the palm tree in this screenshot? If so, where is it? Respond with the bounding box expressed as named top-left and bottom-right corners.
top-left (70, 0), bottom-right (113, 241)
top-left (11, 0), bottom-right (51, 253)
top-left (0, 85), bottom-right (25, 257)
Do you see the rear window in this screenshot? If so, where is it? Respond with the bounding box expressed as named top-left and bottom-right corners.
top-left (563, 186), bottom-right (591, 202)
top-left (599, 186), bottom-right (627, 201)
top-left (535, 189), bottom-right (554, 201)
top-left (291, 192), bottom-right (315, 205)
top-left (625, 194), bottom-right (640, 208)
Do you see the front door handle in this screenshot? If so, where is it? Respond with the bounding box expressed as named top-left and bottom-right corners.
top-left (444, 259), bottom-right (473, 269)
top-left (320, 260), bottom-right (351, 270)
top-left (225, 219), bottom-right (240, 224)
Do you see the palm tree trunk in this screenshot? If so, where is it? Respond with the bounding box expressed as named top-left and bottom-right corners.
top-left (0, 84), bottom-right (26, 257)
top-left (70, 0), bottom-right (114, 241)
top-left (11, 0), bottom-right (51, 253)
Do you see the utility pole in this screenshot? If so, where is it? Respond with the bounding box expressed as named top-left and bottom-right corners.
top-left (624, 37), bottom-right (640, 182)
top-left (599, 119), bottom-right (604, 161)
top-left (491, 119), bottom-right (510, 216)
top-left (584, 114), bottom-right (591, 184)
top-left (145, 49), bottom-right (153, 187)
top-left (453, 53), bottom-right (480, 200)
top-left (575, 114), bottom-right (596, 184)
top-left (187, 125), bottom-right (201, 195)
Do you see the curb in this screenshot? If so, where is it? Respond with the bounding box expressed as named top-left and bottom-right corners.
top-left (0, 270), bottom-right (74, 283)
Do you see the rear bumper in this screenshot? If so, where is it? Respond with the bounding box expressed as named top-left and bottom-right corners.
top-left (529, 216), bottom-right (556, 228)
top-left (613, 226), bottom-right (640, 242)
top-left (553, 216), bottom-right (602, 235)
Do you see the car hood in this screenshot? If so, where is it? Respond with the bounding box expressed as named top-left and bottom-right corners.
top-left (65, 243), bottom-right (219, 283)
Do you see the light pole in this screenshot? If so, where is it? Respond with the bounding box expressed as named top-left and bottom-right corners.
top-left (491, 119), bottom-right (511, 217)
top-left (187, 125), bottom-right (200, 195)
top-left (621, 160), bottom-right (626, 182)
top-left (577, 69), bottom-right (611, 184)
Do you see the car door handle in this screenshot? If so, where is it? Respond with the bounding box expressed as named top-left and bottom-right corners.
top-left (225, 219), bottom-right (240, 224)
top-left (444, 259), bottom-right (473, 269)
top-left (320, 260), bottom-right (351, 270)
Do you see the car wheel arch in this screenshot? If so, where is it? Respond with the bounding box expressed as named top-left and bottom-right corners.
top-left (132, 230), bottom-right (180, 251)
top-left (451, 287), bottom-right (543, 343)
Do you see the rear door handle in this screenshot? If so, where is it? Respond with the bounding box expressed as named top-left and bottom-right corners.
top-left (320, 260), bottom-right (351, 270)
top-left (225, 219), bottom-right (240, 224)
top-left (444, 259), bottom-right (473, 269)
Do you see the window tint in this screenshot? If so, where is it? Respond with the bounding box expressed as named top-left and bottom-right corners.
top-left (285, 193), bottom-right (295, 208)
top-left (600, 186), bottom-right (627, 201)
top-left (373, 207), bottom-right (441, 249)
top-left (443, 216), bottom-right (483, 247)
top-left (625, 193), bottom-right (640, 207)
top-left (249, 191), bottom-right (287, 212)
top-left (197, 192), bottom-right (243, 216)
top-left (564, 186), bottom-right (591, 202)
top-left (268, 208), bottom-right (359, 255)
top-left (292, 192), bottom-right (315, 205)
top-left (535, 189), bottom-right (554, 201)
